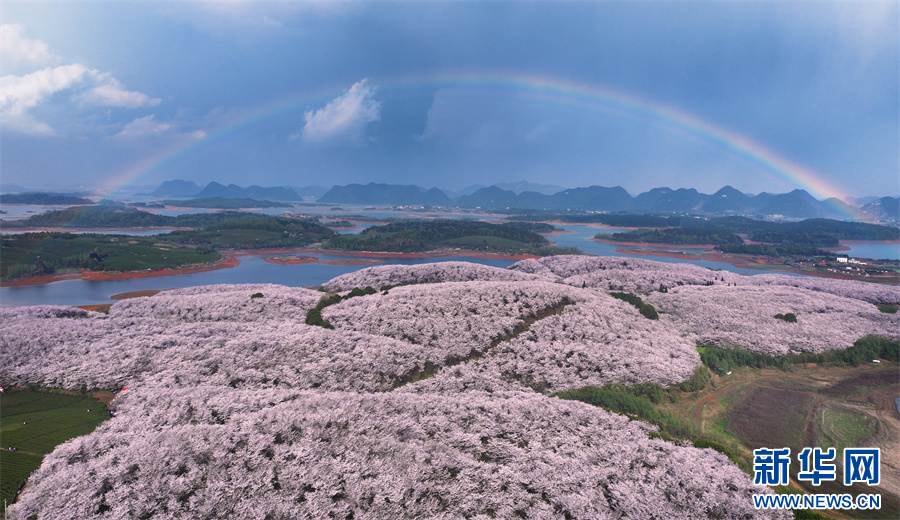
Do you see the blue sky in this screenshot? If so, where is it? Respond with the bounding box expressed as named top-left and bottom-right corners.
top-left (1, 1), bottom-right (897, 199)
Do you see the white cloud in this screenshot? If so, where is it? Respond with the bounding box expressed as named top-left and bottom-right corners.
top-left (0, 46), bottom-right (160, 136)
top-left (0, 64), bottom-right (89, 135)
top-left (83, 74), bottom-right (162, 108)
top-left (0, 24), bottom-right (60, 68)
top-left (116, 115), bottom-right (173, 138)
top-left (115, 115), bottom-right (207, 140)
top-left (0, 64), bottom-right (88, 115)
top-left (301, 79), bottom-right (380, 144)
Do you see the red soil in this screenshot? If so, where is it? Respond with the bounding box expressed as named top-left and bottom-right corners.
top-left (262, 255), bottom-right (319, 265)
top-left (3, 227), bottom-right (193, 233)
top-left (1, 254), bottom-right (241, 288)
top-left (1, 248), bottom-right (535, 287)
top-left (826, 240), bottom-right (900, 253)
top-left (76, 304), bottom-right (112, 313)
top-left (110, 289), bottom-right (172, 300)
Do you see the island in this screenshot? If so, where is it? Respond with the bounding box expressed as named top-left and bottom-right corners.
top-left (1, 210), bottom-right (576, 285)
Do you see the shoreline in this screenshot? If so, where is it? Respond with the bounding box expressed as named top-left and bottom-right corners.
top-left (546, 220), bottom-right (646, 231)
top-left (0, 226), bottom-right (193, 233)
top-left (262, 255), bottom-right (384, 266)
top-left (4, 235), bottom-right (895, 288)
top-left (0, 247), bottom-right (538, 288)
top-left (618, 247), bottom-right (900, 284)
top-left (827, 239), bottom-right (900, 254)
top-left (0, 253), bottom-right (241, 288)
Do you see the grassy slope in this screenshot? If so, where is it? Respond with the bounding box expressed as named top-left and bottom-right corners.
top-left (1, 217), bottom-right (338, 280)
top-left (557, 361), bottom-right (899, 520)
top-left (0, 390), bottom-right (109, 513)
top-left (323, 220), bottom-right (553, 254)
top-left (1, 233), bottom-right (220, 280)
top-left (682, 364), bottom-right (899, 519)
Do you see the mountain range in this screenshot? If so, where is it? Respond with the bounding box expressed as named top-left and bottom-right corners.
top-left (318, 183), bottom-right (454, 206)
top-left (124, 180), bottom-right (900, 222)
top-left (147, 181), bottom-right (327, 201)
top-left (319, 183), bottom-right (898, 221)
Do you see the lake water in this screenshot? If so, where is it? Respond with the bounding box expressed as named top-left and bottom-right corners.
top-left (2, 209), bottom-right (897, 308)
top-left (0, 225), bottom-right (810, 308)
top-left (1, 205), bottom-right (65, 219)
top-left (839, 242), bottom-right (900, 261)
top-left (0, 255), bottom-right (515, 308)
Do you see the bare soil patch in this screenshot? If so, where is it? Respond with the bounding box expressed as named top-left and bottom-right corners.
top-left (727, 387), bottom-right (815, 449)
top-left (109, 289), bottom-right (172, 300)
top-left (820, 368), bottom-right (899, 397)
top-left (262, 255), bottom-right (318, 265)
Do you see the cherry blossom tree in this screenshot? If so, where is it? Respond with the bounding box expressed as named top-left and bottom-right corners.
top-left (10, 388), bottom-right (789, 520)
top-left (10, 257), bottom-right (889, 519)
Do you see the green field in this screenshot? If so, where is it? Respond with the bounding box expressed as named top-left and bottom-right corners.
top-left (818, 406), bottom-right (879, 455)
top-left (0, 390), bottom-right (109, 512)
top-left (1, 233), bottom-right (220, 280)
top-left (558, 359), bottom-right (899, 520)
top-left (443, 235), bottom-right (529, 248)
top-left (1, 216), bottom-right (338, 281)
top-left (714, 367), bottom-right (899, 519)
top-left (324, 220), bottom-right (555, 254)
top-left (161, 217), bottom-right (335, 249)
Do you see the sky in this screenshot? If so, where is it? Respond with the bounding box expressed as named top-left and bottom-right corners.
top-left (1, 1), bottom-right (897, 199)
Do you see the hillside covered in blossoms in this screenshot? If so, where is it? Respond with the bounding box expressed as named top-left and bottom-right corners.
top-left (2, 256), bottom-right (898, 519)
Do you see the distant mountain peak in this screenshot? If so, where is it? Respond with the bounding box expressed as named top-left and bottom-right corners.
top-left (149, 179), bottom-right (201, 198)
top-left (318, 183), bottom-right (453, 206)
top-left (494, 181), bottom-right (567, 195)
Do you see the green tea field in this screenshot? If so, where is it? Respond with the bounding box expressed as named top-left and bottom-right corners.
top-left (0, 390), bottom-right (109, 513)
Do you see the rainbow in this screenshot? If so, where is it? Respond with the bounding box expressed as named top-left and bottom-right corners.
top-left (101, 71), bottom-right (854, 215)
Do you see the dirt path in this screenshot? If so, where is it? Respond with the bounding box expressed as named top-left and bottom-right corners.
top-left (690, 365), bottom-right (900, 501)
top-left (812, 385), bottom-right (900, 499)
top-left (689, 365), bottom-right (889, 432)
top-left (869, 387), bottom-right (900, 497)
top-left (690, 378), bottom-right (749, 429)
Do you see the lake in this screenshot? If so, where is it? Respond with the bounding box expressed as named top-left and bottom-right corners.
top-left (0, 254), bottom-right (515, 308)
top-left (1, 210), bottom-right (897, 308)
top-left (0, 226), bottom-right (811, 308)
top-left (838, 241), bottom-right (900, 261)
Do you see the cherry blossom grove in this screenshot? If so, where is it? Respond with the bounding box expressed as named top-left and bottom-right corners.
top-left (644, 284), bottom-right (898, 355)
top-left (509, 256), bottom-right (900, 305)
top-left (5, 255), bottom-right (893, 519)
top-left (12, 388), bottom-right (788, 520)
top-left (322, 261), bottom-right (543, 291)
